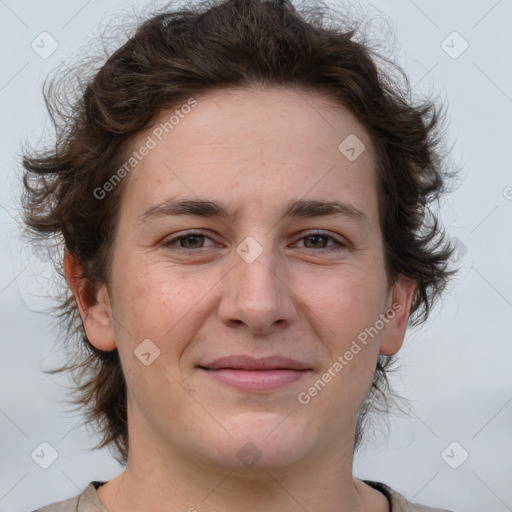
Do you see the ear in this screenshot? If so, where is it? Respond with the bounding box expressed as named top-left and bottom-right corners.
top-left (378, 274), bottom-right (416, 356)
top-left (64, 250), bottom-right (117, 351)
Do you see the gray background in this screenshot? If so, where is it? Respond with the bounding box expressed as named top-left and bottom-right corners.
top-left (0, 0), bottom-right (511, 511)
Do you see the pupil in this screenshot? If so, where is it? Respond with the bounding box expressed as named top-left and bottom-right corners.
top-left (182, 235), bottom-right (203, 248)
top-left (306, 235), bottom-right (326, 248)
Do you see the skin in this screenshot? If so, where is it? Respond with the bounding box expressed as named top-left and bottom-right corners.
top-left (65, 85), bottom-right (415, 512)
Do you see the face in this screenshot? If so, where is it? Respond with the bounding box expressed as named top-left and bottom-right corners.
top-left (73, 86), bottom-right (413, 472)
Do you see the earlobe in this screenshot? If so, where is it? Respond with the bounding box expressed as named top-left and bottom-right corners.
top-left (64, 250), bottom-right (117, 352)
top-left (378, 275), bottom-right (416, 355)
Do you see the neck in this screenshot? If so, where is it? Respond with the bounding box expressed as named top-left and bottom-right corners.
top-left (97, 428), bottom-right (389, 512)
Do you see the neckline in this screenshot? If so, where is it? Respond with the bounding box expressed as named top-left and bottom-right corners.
top-left (92, 479), bottom-right (393, 510)
top-left (361, 479), bottom-right (393, 509)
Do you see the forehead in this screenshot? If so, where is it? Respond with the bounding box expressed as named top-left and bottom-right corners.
top-left (121, 86), bottom-right (379, 223)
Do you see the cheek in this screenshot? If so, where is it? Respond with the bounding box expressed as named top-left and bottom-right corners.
top-left (110, 260), bottom-right (218, 358)
top-left (301, 265), bottom-right (388, 341)
top-left (113, 261), bottom-right (169, 323)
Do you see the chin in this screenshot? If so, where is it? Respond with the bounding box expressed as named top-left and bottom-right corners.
top-left (204, 410), bottom-right (316, 471)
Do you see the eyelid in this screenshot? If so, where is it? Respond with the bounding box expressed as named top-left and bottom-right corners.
top-left (162, 229), bottom-right (349, 252)
top-left (291, 230), bottom-right (348, 250)
top-left (162, 230), bottom-right (218, 248)
top-left (292, 230), bottom-right (349, 247)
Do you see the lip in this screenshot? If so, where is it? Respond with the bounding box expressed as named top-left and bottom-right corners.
top-left (198, 355), bottom-right (311, 392)
top-left (200, 355), bottom-right (310, 371)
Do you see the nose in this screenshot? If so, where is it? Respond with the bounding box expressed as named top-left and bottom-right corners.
top-left (217, 245), bottom-right (298, 336)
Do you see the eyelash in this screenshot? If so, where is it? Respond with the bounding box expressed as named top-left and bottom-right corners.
top-left (161, 230), bottom-right (347, 254)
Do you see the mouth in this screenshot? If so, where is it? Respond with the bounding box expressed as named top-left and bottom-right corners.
top-left (198, 355), bottom-right (311, 392)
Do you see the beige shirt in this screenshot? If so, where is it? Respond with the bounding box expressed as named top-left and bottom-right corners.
top-left (32, 480), bottom-right (454, 512)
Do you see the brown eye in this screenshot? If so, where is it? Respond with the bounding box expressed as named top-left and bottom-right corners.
top-left (162, 232), bottom-right (216, 251)
top-left (303, 235), bottom-right (329, 249)
top-left (295, 232), bottom-right (346, 251)
top-left (179, 234), bottom-right (206, 249)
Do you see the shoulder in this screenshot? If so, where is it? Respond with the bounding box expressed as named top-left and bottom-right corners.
top-left (363, 480), bottom-right (454, 512)
top-left (32, 479), bottom-right (455, 512)
top-left (31, 481), bottom-right (107, 512)
top-left (31, 495), bottom-right (79, 512)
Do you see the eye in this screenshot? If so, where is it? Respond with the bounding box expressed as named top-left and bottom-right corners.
top-left (161, 230), bottom-right (347, 254)
top-left (162, 231), bottom-right (216, 251)
top-left (294, 232), bottom-right (346, 251)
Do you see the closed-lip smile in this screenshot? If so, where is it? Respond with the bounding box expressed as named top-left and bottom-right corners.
top-left (198, 355), bottom-right (311, 392)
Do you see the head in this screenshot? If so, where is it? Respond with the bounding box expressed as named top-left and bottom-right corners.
top-left (22, 0), bottom-right (454, 467)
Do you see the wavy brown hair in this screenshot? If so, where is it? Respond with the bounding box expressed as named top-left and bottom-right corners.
top-left (21, 0), bottom-right (456, 464)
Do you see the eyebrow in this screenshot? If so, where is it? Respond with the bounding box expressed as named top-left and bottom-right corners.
top-left (138, 197), bottom-right (370, 227)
